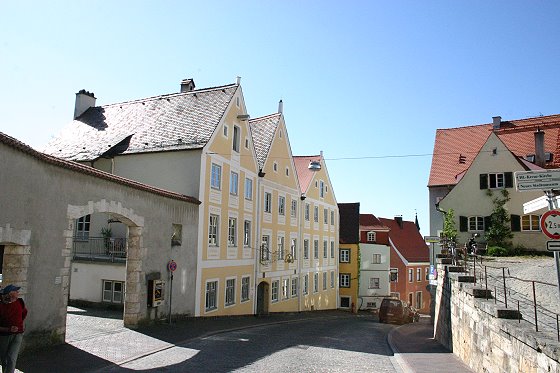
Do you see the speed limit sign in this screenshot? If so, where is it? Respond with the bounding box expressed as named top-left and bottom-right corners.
top-left (540, 210), bottom-right (560, 239)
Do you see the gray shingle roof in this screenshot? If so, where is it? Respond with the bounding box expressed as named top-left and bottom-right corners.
top-left (43, 84), bottom-right (238, 161)
top-left (249, 113), bottom-right (281, 171)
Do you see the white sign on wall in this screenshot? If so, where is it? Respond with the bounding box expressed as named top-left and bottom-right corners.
top-left (515, 170), bottom-right (560, 191)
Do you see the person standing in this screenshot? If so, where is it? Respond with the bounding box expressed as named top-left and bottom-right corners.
top-left (0, 285), bottom-right (27, 373)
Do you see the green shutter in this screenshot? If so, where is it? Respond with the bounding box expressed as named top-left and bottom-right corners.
top-left (460, 216), bottom-right (468, 232)
top-left (511, 214), bottom-right (521, 232)
top-left (484, 216), bottom-right (492, 231)
top-left (480, 174), bottom-right (488, 189)
top-left (505, 172), bottom-right (513, 188)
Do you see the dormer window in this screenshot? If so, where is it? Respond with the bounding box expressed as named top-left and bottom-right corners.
top-left (367, 231), bottom-right (376, 242)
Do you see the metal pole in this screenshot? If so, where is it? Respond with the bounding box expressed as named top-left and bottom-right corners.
top-left (557, 314), bottom-right (559, 342)
top-left (473, 254), bottom-right (476, 284)
top-left (168, 273), bottom-right (173, 324)
top-left (517, 301), bottom-right (520, 323)
top-left (502, 267), bottom-right (508, 308)
top-left (545, 190), bottom-right (560, 300)
top-left (533, 281), bottom-right (538, 332)
top-left (485, 266), bottom-right (488, 300)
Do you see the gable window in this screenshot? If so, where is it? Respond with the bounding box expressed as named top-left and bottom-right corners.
top-left (264, 192), bottom-right (272, 213)
top-left (480, 172), bottom-right (513, 189)
top-left (243, 220), bottom-right (251, 247)
top-left (209, 214), bottom-right (219, 246)
top-left (228, 218), bottom-right (237, 247)
top-left (303, 239), bottom-right (309, 259)
top-left (75, 215), bottom-right (91, 240)
top-left (305, 203), bottom-right (310, 221)
top-left (340, 248), bottom-right (350, 263)
top-left (367, 231), bottom-right (376, 242)
top-left (285, 168), bottom-right (289, 176)
top-left (245, 138), bottom-right (249, 149)
top-left (230, 172), bottom-right (238, 195)
top-left (522, 214), bottom-right (541, 231)
top-left (241, 276), bottom-right (250, 302)
top-left (340, 273), bottom-right (350, 288)
top-left (211, 163), bottom-right (221, 190)
top-left (314, 206), bottom-right (319, 222)
top-left (278, 196), bottom-right (285, 215)
top-left (244, 178), bottom-right (253, 200)
top-left (223, 125), bottom-right (228, 137)
top-left (373, 253), bottom-right (381, 264)
top-left (468, 216), bottom-right (484, 232)
top-left (320, 180), bottom-right (325, 198)
top-left (369, 278), bottom-right (380, 289)
top-left (232, 125), bottom-right (240, 152)
top-left (273, 162), bottom-right (278, 172)
top-left (225, 278), bottom-right (236, 306)
top-left (291, 200), bottom-right (297, 218)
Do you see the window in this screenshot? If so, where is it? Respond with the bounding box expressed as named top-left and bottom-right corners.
top-left (489, 173), bottom-right (504, 189)
top-left (480, 172), bottom-right (513, 189)
top-left (171, 224), bottom-right (182, 246)
top-left (372, 253), bottom-right (381, 264)
top-left (223, 125), bottom-right (228, 137)
top-left (303, 239), bottom-right (309, 259)
top-left (277, 236), bottom-right (285, 261)
top-left (340, 273), bottom-right (350, 288)
top-left (244, 178), bottom-right (253, 200)
top-left (225, 278), bottom-right (236, 306)
top-left (322, 272), bottom-right (327, 290)
top-left (340, 296), bottom-right (350, 308)
top-left (230, 172), bottom-right (238, 195)
top-left (330, 271), bottom-right (335, 288)
top-left (285, 168), bottom-right (289, 176)
top-left (271, 280), bottom-right (279, 302)
top-left (468, 216), bottom-right (484, 232)
top-left (209, 214), bottom-right (219, 246)
top-left (331, 211), bottom-right (335, 225)
top-left (390, 269), bottom-right (398, 282)
top-left (340, 248), bottom-right (350, 263)
top-left (367, 232), bottom-right (376, 242)
top-left (314, 206), bottom-right (319, 222)
top-left (314, 240), bottom-right (319, 259)
top-left (228, 218), bottom-right (237, 247)
top-left (245, 138), bottom-right (249, 149)
top-left (264, 192), bottom-right (272, 213)
top-left (233, 125), bottom-right (240, 152)
top-left (522, 214), bottom-right (541, 231)
top-left (273, 162), bottom-right (278, 172)
top-left (408, 269), bottom-right (413, 282)
top-left (369, 278), bottom-right (380, 289)
top-left (305, 203), bottom-right (310, 221)
top-left (313, 273), bottom-right (319, 293)
top-left (205, 281), bottom-right (217, 311)
top-left (330, 241), bottom-right (335, 258)
top-left (416, 268), bottom-right (421, 281)
top-left (102, 280), bottom-right (124, 303)
top-left (303, 274), bottom-right (309, 294)
top-left (241, 276), bottom-right (250, 302)
top-left (291, 200), bottom-right (297, 218)
top-left (282, 278), bottom-right (289, 299)
top-left (243, 220), bottom-right (251, 247)
top-left (323, 241), bottom-right (328, 258)
top-left (290, 238), bottom-right (297, 260)
top-left (320, 180), bottom-right (325, 198)
top-left (416, 291), bottom-right (422, 309)
top-left (261, 235), bottom-right (270, 261)
top-left (324, 208), bottom-right (328, 224)
top-left (409, 293), bottom-right (413, 306)
top-left (75, 215), bottom-right (91, 240)
top-left (291, 278), bottom-right (298, 297)
top-left (278, 196), bottom-right (285, 215)
top-left (211, 163), bottom-right (222, 190)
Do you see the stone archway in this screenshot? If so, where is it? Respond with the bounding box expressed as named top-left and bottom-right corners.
top-left (66, 199), bottom-right (145, 327)
top-left (256, 281), bottom-right (270, 316)
top-left (0, 224), bottom-right (31, 296)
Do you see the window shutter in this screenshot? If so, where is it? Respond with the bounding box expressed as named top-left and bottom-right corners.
top-left (459, 216), bottom-right (468, 232)
top-left (484, 216), bottom-right (492, 231)
top-left (505, 172), bottom-right (513, 188)
top-left (480, 174), bottom-right (488, 189)
top-left (511, 214), bottom-right (521, 232)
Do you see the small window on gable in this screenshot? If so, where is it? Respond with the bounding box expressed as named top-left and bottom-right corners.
top-left (285, 167), bottom-right (289, 176)
top-left (245, 138), bottom-right (249, 149)
top-left (367, 231), bottom-right (376, 242)
top-left (223, 125), bottom-right (228, 137)
top-left (273, 162), bottom-right (278, 172)
top-left (236, 96), bottom-right (240, 107)
top-left (546, 152), bottom-right (553, 162)
top-left (315, 181), bottom-right (318, 188)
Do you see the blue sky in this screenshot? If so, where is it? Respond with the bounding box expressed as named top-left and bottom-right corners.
top-left (2, 1), bottom-right (560, 233)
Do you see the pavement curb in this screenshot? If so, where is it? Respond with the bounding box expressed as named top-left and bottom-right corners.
top-left (386, 324), bottom-right (414, 373)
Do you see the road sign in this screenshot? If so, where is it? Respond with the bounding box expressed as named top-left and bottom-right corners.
top-left (167, 260), bottom-right (177, 272)
top-left (540, 210), bottom-right (560, 239)
top-left (547, 241), bottom-right (560, 252)
top-left (523, 195), bottom-right (560, 214)
top-left (515, 170), bottom-right (560, 192)
top-left (424, 236), bottom-right (440, 243)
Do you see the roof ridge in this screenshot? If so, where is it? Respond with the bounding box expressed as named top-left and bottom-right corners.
top-left (249, 112), bottom-right (281, 122)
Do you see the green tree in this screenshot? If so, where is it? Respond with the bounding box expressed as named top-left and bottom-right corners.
top-left (485, 189), bottom-right (513, 248)
top-left (442, 208), bottom-right (458, 243)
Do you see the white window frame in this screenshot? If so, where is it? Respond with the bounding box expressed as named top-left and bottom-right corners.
top-left (282, 278), bottom-right (289, 299)
top-left (340, 248), bottom-right (350, 263)
top-left (230, 171), bottom-right (238, 195)
top-left (303, 239), bottom-right (309, 259)
top-left (278, 196), bottom-right (285, 215)
top-left (303, 274), bottom-right (309, 294)
top-left (225, 278), bottom-right (236, 306)
top-left (271, 280), bottom-right (279, 302)
top-left (205, 280), bottom-right (218, 311)
top-left (75, 215), bottom-right (91, 240)
top-left (291, 277), bottom-right (298, 297)
top-left (209, 214), bottom-right (219, 246)
top-left (261, 235), bottom-right (271, 261)
top-left (323, 240), bottom-right (328, 258)
top-left (313, 272), bottom-right (319, 293)
top-left (522, 214), bottom-right (541, 231)
top-left (330, 271), bottom-right (335, 288)
top-left (314, 206), bottom-right (319, 222)
top-left (331, 211), bottom-right (335, 225)
top-left (373, 253), bottom-right (381, 264)
top-left (290, 238), bottom-right (297, 260)
top-left (369, 277), bottom-right (380, 289)
top-left (367, 231), bottom-right (376, 242)
top-left (243, 220), bottom-right (251, 247)
top-left (324, 208), bottom-right (328, 224)
top-left (244, 178), bottom-right (253, 200)
top-left (277, 236), bottom-right (285, 261)
top-left (468, 216), bottom-right (484, 232)
top-left (408, 268), bottom-right (413, 283)
top-left (340, 273), bottom-right (350, 288)
top-left (211, 163), bottom-right (221, 190)
top-left (320, 180), bottom-right (325, 198)
top-left (264, 192), bottom-right (272, 213)
top-left (291, 200), bottom-right (297, 218)
top-left (416, 268), bottom-right (421, 282)
top-left (314, 240), bottom-right (319, 259)
top-left (241, 276), bottom-right (250, 302)
top-left (330, 241), bottom-right (335, 258)
top-left (233, 125), bottom-right (240, 152)
top-left (228, 217), bottom-right (237, 247)
top-left (305, 203), bottom-right (310, 221)
top-left (322, 272), bottom-right (327, 290)
top-left (488, 172), bottom-right (505, 189)
top-left (102, 280), bottom-right (124, 303)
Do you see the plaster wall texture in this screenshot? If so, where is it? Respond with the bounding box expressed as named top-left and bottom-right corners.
top-left (434, 263), bottom-right (560, 373)
top-left (70, 262), bottom-right (125, 302)
top-left (358, 243), bottom-right (390, 309)
top-left (0, 142), bottom-right (199, 346)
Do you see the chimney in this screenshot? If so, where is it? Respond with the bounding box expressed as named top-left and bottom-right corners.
top-left (492, 116), bottom-right (501, 131)
top-left (535, 129), bottom-right (545, 167)
top-left (394, 215), bottom-right (403, 229)
top-left (74, 89), bottom-right (96, 119)
top-left (278, 99), bottom-right (283, 114)
top-left (236, 76), bottom-right (241, 85)
top-left (180, 78), bottom-right (195, 93)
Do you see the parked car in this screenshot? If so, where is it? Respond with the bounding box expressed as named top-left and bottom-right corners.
top-left (379, 298), bottom-right (409, 324)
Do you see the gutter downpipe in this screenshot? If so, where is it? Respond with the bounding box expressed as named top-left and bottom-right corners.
top-left (253, 170), bottom-right (265, 316)
top-left (298, 194), bottom-right (306, 312)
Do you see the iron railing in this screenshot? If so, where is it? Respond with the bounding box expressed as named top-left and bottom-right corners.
top-left (72, 237), bottom-right (127, 262)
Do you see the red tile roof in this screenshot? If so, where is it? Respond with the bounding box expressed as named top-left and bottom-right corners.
top-left (429, 114), bottom-right (560, 187)
top-left (293, 155), bottom-right (321, 193)
top-left (359, 214), bottom-right (389, 231)
top-left (378, 217), bottom-right (429, 263)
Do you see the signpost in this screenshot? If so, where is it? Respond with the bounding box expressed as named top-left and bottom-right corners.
top-left (515, 170), bottom-right (560, 191)
top-left (167, 260), bottom-right (177, 323)
top-left (523, 195), bottom-right (560, 214)
top-left (547, 241), bottom-right (560, 252)
top-left (424, 236), bottom-right (440, 271)
top-left (541, 210), bottom-right (560, 240)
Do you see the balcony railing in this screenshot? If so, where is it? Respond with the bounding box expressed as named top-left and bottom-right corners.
top-left (73, 237), bottom-right (127, 262)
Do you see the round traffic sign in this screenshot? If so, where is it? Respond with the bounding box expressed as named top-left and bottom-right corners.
top-left (167, 260), bottom-right (177, 272)
top-left (540, 210), bottom-right (560, 239)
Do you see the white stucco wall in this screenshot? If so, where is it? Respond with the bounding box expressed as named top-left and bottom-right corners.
top-left (70, 262), bottom-right (125, 303)
top-left (358, 243), bottom-right (390, 309)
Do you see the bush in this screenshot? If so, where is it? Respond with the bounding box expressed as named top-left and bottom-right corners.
top-left (487, 246), bottom-right (510, 257)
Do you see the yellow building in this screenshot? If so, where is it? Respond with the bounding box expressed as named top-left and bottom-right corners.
top-left (337, 203), bottom-right (360, 311)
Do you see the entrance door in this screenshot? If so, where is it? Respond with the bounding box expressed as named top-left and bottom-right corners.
top-left (256, 281), bottom-right (269, 316)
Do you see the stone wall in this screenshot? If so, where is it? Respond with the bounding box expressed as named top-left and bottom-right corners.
top-left (434, 263), bottom-right (560, 373)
